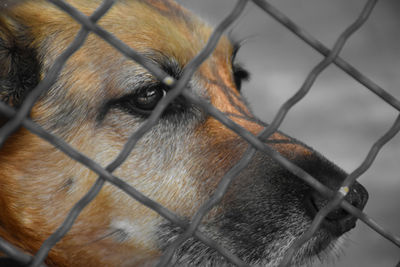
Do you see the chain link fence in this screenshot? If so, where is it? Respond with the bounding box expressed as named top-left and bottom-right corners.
top-left (0, 0), bottom-right (399, 266)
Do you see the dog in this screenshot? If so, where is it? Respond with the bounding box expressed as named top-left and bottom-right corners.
top-left (0, 0), bottom-right (368, 266)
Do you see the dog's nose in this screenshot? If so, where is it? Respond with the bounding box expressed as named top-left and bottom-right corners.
top-left (305, 181), bottom-right (368, 236)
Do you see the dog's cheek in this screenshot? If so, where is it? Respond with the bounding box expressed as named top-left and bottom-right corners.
top-left (92, 120), bottom-right (207, 212)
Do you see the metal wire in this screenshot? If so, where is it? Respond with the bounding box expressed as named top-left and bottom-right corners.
top-left (0, 237), bottom-right (41, 267)
top-left (0, 0), bottom-right (399, 266)
top-left (252, 0), bottom-right (400, 112)
top-left (156, 0), bottom-right (384, 265)
top-left (279, 112), bottom-right (400, 266)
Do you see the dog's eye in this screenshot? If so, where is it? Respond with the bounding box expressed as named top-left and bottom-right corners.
top-left (115, 85), bottom-right (167, 116)
top-left (106, 83), bottom-right (190, 119)
top-left (233, 64), bottom-right (249, 91)
top-left (133, 86), bottom-right (166, 111)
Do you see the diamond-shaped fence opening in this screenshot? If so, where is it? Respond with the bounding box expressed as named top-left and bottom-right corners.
top-left (0, 0), bottom-right (399, 267)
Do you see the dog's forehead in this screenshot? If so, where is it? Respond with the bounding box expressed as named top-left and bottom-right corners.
top-left (112, 0), bottom-right (234, 71)
top-left (11, 0), bottom-right (233, 69)
top-left (117, 1), bottom-right (235, 81)
top-left (11, 0), bottom-right (235, 94)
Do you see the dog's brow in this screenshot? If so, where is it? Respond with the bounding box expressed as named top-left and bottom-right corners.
top-left (117, 51), bottom-right (182, 92)
top-left (108, 52), bottom-right (182, 97)
top-left (144, 50), bottom-right (183, 80)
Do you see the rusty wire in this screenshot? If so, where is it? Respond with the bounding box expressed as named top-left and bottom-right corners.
top-left (0, 0), bottom-right (399, 266)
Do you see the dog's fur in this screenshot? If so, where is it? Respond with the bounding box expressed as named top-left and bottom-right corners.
top-left (0, 1), bottom-right (368, 266)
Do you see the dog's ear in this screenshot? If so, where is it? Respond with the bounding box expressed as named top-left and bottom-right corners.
top-left (0, 14), bottom-right (40, 108)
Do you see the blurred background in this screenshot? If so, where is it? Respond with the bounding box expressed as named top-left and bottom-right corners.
top-left (179, 0), bottom-right (400, 266)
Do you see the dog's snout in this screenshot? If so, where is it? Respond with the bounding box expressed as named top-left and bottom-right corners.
top-left (285, 149), bottom-right (369, 236)
top-left (306, 182), bottom-right (368, 236)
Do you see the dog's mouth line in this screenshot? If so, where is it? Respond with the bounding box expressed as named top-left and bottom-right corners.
top-left (307, 196), bottom-right (353, 222)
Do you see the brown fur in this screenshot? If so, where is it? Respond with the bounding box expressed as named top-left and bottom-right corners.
top-left (0, 1), bottom-right (368, 266)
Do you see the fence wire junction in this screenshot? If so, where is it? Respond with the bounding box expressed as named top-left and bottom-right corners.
top-left (0, 0), bottom-right (399, 266)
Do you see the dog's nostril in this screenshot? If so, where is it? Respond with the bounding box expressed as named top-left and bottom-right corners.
top-left (348, 182), bottom-right (369, 210)
top-left (305, 182), bottom-right (369, 236)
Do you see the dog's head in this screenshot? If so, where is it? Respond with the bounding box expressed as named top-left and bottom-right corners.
top-left (0, 1), bottom-right (368, 266)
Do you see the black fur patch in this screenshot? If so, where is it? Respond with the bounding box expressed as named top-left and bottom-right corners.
top-left (0, 257), bottom-right (28, 267)
top-left (0, 25), bottom-right (40, 107)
